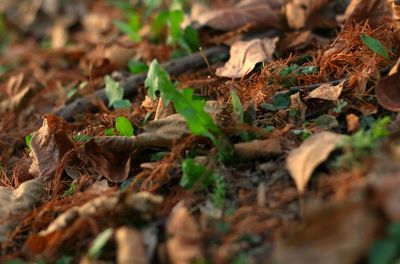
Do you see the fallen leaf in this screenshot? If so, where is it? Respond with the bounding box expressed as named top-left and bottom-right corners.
top-left (305, 81), bottom-right (344, 102)
top-left (285, 0), bottom-right (331, 29)
top-left (286, 131), bottom-right (344, 193)
top-left (0, 177), bottom-right (44, 240)
top-left (116, 227), bottom-right (149, 264)
top-left (167, 204), bottom-right (203, 264)
top-left (346, 114), bottom-right (360, 133)
top-left (79, 140), bottom-right (131, 183)
top-left (344, 0), bottom-right (396, 28)
top-left (216, 37), bottom-right (278, 78)
top-left (196, 0), bottom-right (283, 31)
top-left (234, 138), bottom-right (282, 160)
top-left (376, 58), bottom-right (400, 111)
top-left (29, 115), bottom-right (74, 180)
top-left (273, 201), bottom-right (379, 264)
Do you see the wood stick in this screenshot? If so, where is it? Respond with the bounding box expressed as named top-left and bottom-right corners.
top-left (56, 45), bottom-right (229, 121)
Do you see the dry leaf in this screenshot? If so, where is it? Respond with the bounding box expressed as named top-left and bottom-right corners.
top-left (0, 177), bottom-right (44, 240)
top-left (167, 204), bottom-right (203, 264)
top-left (376, 58), bottom-right (400, 111)
top-left (286, 132), bottom-right (344, 193)
top-left (116, 227), bottom-right (149, 264)
top-left (234, 138), bottom-right (282, 160)
top-left (196, 0), bottom-right (283, 31)
top-left (346, 114), bottom-right (360, 133)
top-left (80, 141), bottom-right (131, 183)
top-left (29, 115), bottom-right (74, 180)
top-left (305, 81), bottom-right (344, 102)
top-left (286, 0), bottom-right (331, 29)
top-left (273, 201), bottom-right (379, 264)
top-left (344, 0), bottom-right (396, 28)
top-left (216, 37), bottom-right (278, 78)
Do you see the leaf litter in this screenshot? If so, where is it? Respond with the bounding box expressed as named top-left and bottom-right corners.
top-left (2, 0), bottom-right (400, 263)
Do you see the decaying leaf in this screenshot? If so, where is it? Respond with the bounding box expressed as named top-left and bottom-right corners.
top-left (216, 37), bottom-right (278, 78)
top-left (376, 58), bottom-right (400, 111)
top-left (0, 177), bottom-right (44, 240)
top-left (234, 138), bottom-right (282, 160)
top-left (286, 131), bottom-right (344, 193)
top-left (116, 227), bottom-right (149, 264)
top-left (29, 115), bottom-right (74, 180)
top-left (196, 0), bottom-right (283, 31)
top-left (286, 0), bottom-right (331, 29)
top-left (305, 81), bottom-right (344, 102)
top-left (167, 204), bottom-right (203, 264)
top-left (273, 201), bottom-right (379, 264)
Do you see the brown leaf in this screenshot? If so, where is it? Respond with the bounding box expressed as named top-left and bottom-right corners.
top-left (286, 132), bottom-right (344, 194)
top-left (376, 58), bottom-right (400, 111)
top-left (305, 81), bottom-right (344, 102)
top-left (116, 227), bottom-right (149, 264)
top-left (234, 138), bottom-right (282, 160)
top-left (80, 140), bottom-right (131, 183)
top-left (285, 0), bottom-right (331, 29)
top-left (273, 201), bottom-right (379, 264)
top-left (344, 0), bottom-right (396, 28)
top-left (0, 177), bottom-right (44, 240)
top-left (167, 205), bottom-right (203, 264)
top-left (216, 37), bottom-right (278, 78)
top-left (29, 115), bottom-right (74, 180)
top-left (196, 0), bottom-right (283, 31)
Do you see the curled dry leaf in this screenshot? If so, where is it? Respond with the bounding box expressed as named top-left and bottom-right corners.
top-left (305, 81), bottom-right (344, 102)
top-left (376, 58), bottom-right (400, 111)
top-left (234, 138), bottom-right (282, 160)
top-left (0, 177), bottom-right (44, 240)
top-left (286, 0), bottom-right (331, 29)
top-left (29, 115), bottom-right (74, 180)
top-left (196, 0), bottom-right (283, 31)
top-left (216, 37), bottom-right (278, 78)
top-left (286, 131), bottom-right (344, 194)
top-left (116, 227), bottom-right (149, 264)
top-left (167, 204), bottom-right (203, 264)
top-left (273, 202), bottom-right (379, 264)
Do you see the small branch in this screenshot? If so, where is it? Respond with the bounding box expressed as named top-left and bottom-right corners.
top-left (56, 45), bottom-right (229, 121)
top-left (199, 47), bottom-right (218, 79)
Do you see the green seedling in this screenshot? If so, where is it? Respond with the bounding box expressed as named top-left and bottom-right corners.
top-left (104, 76), bottom-right (131, 109)
top-left (336, 116), bottom-right (391, 167)
top-left (63, 180), bottom-right (77, 197)
top-left (88, 228), bottom-right (113, 259)
top-left (114, 11), bottom-right (141, 42)
top-left (25, 133), bottom-right (33, 151)
top-left (261, 93), bottom-right (291, 112)
top-left (115, 116), bottom-right (134, 136)
top-left (360, 34), bottom-right (391, 61)
top-left (128, 60), bottom-right (149, 74)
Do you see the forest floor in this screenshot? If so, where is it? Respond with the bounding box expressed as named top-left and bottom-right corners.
top-left (1, 0), bottom-right (400, 263)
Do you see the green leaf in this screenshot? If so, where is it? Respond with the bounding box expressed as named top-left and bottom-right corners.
top-left (180, 158), bottom-right (211, 189)
top-left (88, 228), bottom-right (113, 259)
top-left (25, 133), bottom-right (33, 151)
top-left (104, 128), bottom-right (116, 136)
top-left (360, 34), bottom-right (391, 61)
top-left (168, 10), bottom-right (184, 45)
top-left (115, 116), bottom-right (134, 137)
top-left (261, 94), bottom-right (290, 111)
top-left (230, 90), bottom-right (244, 123)
top-left (113, 99), bottom-right (132, 109)
top-left (182, 26), bottom-right (200, 53)
top-left (114, 12), bottom-right (141, 42)
top-left (128, 60), bottom-right (149, 74)
top-left (144, 59), bottom-right (175, 101)
top-left (104, 75), bottom-right (124, 108)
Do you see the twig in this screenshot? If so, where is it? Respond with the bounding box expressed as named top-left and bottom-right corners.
top-left (56, 45), bottom-right (229, 121)
top-left (199, 47), bottom-right (218, 79)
